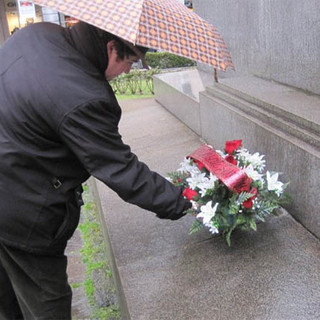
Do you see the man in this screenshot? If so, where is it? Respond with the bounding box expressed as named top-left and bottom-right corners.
top-left (0, 21), bottom-right (191, 319)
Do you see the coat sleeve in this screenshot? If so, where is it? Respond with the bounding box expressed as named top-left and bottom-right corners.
top-left (58, 99), bottom-right (191, 220)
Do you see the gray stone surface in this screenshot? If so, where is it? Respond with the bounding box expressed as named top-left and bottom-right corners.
top-left (94, 98), bottom-right (320, 320)
top-left (214, 76), bottom-right (320, 128)
top-left (199, 76), bottom-right (320, 239)
top-left (154, 69), bottom-right (204, 135)
top-left (195, 0), bottom-right (320, 95)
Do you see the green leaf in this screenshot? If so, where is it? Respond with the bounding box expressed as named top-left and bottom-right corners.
top-left (249, 219), bottom-right (257, 231)
top-left (225, 229), bottom-right (232, 247)
top-left (237, 191), bottom-right (255, 203)
top-left (166, 171), bottom-right (189, 187)
top-left (189, 220), bottom-right (203, 235)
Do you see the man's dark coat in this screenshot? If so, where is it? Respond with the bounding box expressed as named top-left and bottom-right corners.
top-left (0, 22), bottom-right (189, 255)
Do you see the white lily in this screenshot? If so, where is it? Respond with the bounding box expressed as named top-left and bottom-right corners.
top-left (237, 148), bottom-right (265, 170)
top-left (207, 224), bottom-right (219, 234)
top-left (266, 171), bottom-right (283, 196)
top-left (196, 201), bottom-right (219, 235)
top-left (248, 152), bottom-right (265, 169)
top-left (243, 164), bottom-right (264, 184)
top-left (178, 158), bottom-right (199, 174)
top-left (197, 201), bottom-right (218, 224)
top-left (186, 172), bottom-right (207, 190)
top-left (197, 173), bottom-right (218, 196)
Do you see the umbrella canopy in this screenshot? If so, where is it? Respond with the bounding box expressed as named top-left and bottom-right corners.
top-left (31, 0), bottom-right (233, 71)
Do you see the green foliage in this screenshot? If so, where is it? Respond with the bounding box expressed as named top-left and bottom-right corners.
top-left (70, 282), bottom-right (82, 289)
top-left (109, 52), bottom-right (195, 100)
top-left (166, 171), bottom-right (189, 187)
top-left (189, 219), bottom-right (204, 235)
top-left (77, 184), bottom-right (121, 319)
top-left (145, 52), bottom-right (196, 69)
top-left (110, 68), bottom-right (160, 98)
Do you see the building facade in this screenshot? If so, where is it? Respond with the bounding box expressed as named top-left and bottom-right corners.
top-left (0, 0), bottom-right (78, 45)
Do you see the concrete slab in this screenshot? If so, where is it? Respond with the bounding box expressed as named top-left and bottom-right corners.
top-left (94, 98), bottom-right (320, 320)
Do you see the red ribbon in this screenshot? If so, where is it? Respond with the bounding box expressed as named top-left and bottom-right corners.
top-left (188, 145), bottom-right (251, 193)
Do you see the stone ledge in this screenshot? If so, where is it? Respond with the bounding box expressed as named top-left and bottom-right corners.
top-left (206, 84), bottom-right (320, 153)
top-left (208, 77), bottom-right (320, 152)
top-left (216, 76), bottom-right (320, 129)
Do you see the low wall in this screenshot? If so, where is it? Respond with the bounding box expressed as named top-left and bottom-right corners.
top-left (153, 69), bottom-right (205, 135)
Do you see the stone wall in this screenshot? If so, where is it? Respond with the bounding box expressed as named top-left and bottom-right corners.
top-left (195, 0), bottom-right (320, 95)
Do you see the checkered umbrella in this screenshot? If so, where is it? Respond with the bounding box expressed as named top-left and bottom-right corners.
top-left (31, 0), bottom-right (234, 71)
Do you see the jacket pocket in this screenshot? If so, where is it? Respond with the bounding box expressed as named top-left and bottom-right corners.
top-left (51, 192), bottom-right (81, 245)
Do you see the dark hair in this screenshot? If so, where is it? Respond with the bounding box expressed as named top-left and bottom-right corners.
top-left (101, 31), bottom-right (148, 60)
top-left (94, 24), bottom-right (150, 68)
top-left (114, 38), bottom-right (149, 60)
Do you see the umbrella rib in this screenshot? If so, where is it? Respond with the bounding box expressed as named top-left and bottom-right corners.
top-left (130, 0), bottom-right (145, 45)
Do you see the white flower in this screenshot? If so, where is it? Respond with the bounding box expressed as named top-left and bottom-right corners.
top-left (197, 201), bottom-right (218, 224)
top-left (207, 224), bottom-right (219, 234)
top-left (197, 173), bottom-right (218, 196)
top-left (197, 201), bottom-right (220, 235)
top-left (190, 200), bottom-right (199, 211)
top-left (186, 172), bottom-right (207, 190)
top-left (248, 152), bottom-right (265, 168)
top-left (243, 164), bottom-right (264, 183)
top-left (237, 149), bottom-right (265, 170)
top-left (266, 171), bottom-right (283, 196)
top-left (178, 158), bottom-right (199, 174)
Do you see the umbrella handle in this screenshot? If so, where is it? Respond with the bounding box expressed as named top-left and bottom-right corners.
top-left (214, 68), bottom-right (219, 83)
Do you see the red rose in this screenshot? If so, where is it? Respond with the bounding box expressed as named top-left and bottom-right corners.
top-left (249, 187), bottom-right (258, 199)
top-left (242, 188), bottom-right (258, 209)
top-left (242, 199), bottom-right (253, 209)
top-left (182, 187), bottom-right (198, 200)
top-left (194, 160), bottom-right (205, 170)
top-left (225, 155), bottom-right (237, 165)
top-left (225, 140), bottom-right (242, 155)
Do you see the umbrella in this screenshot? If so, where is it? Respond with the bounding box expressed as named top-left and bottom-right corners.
top-left (31, 0), bottom-right (233, 72)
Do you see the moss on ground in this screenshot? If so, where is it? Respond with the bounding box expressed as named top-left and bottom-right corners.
top-left (77, 184), bottom-right (121, 320)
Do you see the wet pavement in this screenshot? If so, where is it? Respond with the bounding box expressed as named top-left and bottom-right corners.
top-left (94, 98), bottom-right (320, 320)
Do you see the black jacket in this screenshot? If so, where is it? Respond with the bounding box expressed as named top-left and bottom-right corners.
top-left (0, 22), bottom-right (190, 255)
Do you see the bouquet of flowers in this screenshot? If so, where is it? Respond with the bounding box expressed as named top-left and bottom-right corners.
top-left (167, 140), bottom-right (290, 246)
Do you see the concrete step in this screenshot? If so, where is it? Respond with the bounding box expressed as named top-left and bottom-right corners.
top-left (215, 76), bottom-right (320, 134)
top-left (206, 83), bottom-right (320, 151)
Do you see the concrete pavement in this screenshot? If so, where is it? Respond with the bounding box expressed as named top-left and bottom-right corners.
top-left (92, 98), bottom-right (320, 320)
